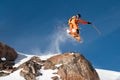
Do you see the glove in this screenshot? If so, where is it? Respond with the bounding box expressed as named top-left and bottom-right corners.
top-left (88, 22), bottom-right (92, 24)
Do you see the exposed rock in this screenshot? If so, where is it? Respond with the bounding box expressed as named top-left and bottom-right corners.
top-left (0, 42), bottom-right (18, 61)
top-left (0, 61), bottom-right (15, 70)
top-left (0, 42), bottom-right (18, 74)
top-left (0, 72), bottom-right (10, 77)
top-left (20, 70), bottom-right (36, 80)
top-left (19, 56), bottom-right (42, 80)
top-left (44, 52), bottom-right (100, 80)
top-left (52, 76), bottom-right (59, 80)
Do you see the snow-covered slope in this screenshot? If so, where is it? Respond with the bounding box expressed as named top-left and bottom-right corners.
top-left (0, 52), bottom-right (120, 80)
top-left (96, 69), bottom-right (120, 80)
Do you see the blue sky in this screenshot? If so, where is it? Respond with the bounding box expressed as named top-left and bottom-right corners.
top-left (0, 0), bottom-right (120, 71)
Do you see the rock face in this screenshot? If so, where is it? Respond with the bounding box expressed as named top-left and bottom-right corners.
top-left (0, 42), bottom-right (18, 61)
top-left (0, 42), bottom-right (18, 70)
top-left (16, 52), bottom-right (99, 80)
top-left (17, 52), bottom-right (99, 80)
top-left (19, 56), bottom-right (42, 80)
top-left (44, 52), bottom-right (100, 80)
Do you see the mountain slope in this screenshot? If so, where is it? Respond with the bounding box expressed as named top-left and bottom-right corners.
top-left (0, 52), bottom-right (120, 80)
top-left (96, 69), bottom-right (120, 80)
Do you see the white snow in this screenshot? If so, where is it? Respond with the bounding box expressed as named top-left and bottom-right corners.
top-left (37, 67), bottom-right (61, 80)
top-left (40, 53), bottom-right (59, 60)
top-left (0, 52), bottom-right (120, 80)
top-left (55, 64), bottom-right (63, 67)
top-left (1, 57), bottom-right (6, 61)
top-left (96, 69), bottom-right (120, 80)
top-left (0, 69), bottom-right (25, 80)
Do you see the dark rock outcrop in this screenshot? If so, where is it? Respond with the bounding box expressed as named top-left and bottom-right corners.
top-left (19, 56), bottom-right (42, 80)
top-left (0, 42), bottom-right (18, 61)
top-left (0, 42), bottom-right (18, 72)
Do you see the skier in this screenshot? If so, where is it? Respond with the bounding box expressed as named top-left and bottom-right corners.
top-left (67, 14), bottom-right (92, 42)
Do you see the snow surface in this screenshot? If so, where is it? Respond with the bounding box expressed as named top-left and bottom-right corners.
top-left (0, 52), bottom-right (120, 80)
top-left (96, 69), bottom-right (120, 80)
top-left (1, 57), bottom-right (6, 61)
top-left (37, 67), bottom-right (61, 80)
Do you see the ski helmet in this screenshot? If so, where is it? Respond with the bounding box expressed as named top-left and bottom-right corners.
top-left (76, 14), bottom-right (81, 19)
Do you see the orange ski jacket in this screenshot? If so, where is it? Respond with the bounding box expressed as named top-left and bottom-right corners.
top-left (68, 16), bottom-right (89, 31)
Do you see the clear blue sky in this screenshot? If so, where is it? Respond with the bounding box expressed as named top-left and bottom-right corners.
top-left (0, 0), bottom-right (120, 71)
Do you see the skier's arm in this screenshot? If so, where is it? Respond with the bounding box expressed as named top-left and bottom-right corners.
top-left (77, 19), bottom-right (91, 24)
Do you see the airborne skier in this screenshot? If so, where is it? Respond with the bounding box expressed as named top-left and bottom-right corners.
top-left (67, 14), bottom-right (92, 42)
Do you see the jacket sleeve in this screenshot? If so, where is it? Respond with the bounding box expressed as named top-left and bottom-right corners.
top-left (77, 19), bottom-right (89, 24)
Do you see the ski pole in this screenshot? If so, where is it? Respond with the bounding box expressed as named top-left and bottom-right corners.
top-left (91, 24), bottom-right (101, 36)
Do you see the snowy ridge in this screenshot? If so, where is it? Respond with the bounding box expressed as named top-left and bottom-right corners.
top-left (0, 52), bottom-right (120, 80)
